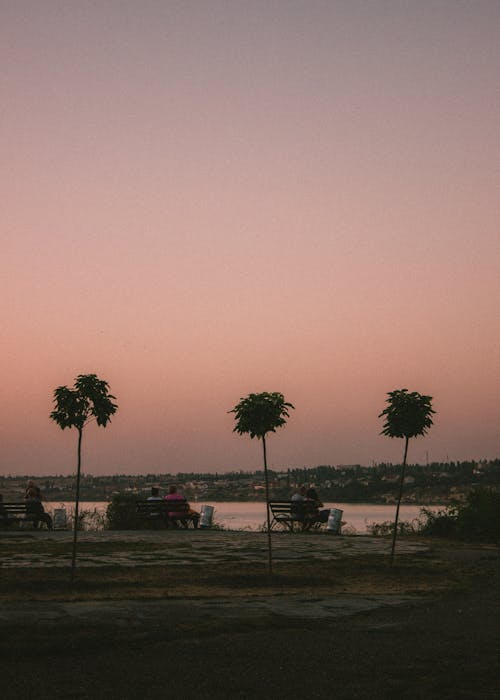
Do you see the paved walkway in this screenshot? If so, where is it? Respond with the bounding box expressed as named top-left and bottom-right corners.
top-left (0, 529), bottom-right (427, 568)
top-left (0, 530), bottom-right (431, 626)
top-left (0, 593), bottom-right (420, 626)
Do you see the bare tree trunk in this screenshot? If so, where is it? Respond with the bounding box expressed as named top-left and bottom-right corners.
top-left (390, 435), bottom-right (409, 563)
top-left (71, 428), bottom-right (83, 583)
top-left (262, 436), bottom-right (273, 575)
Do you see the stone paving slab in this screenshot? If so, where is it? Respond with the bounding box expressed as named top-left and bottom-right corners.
top-left (0, 530), bottom-right (428, 568)
top-left (0, 531), bottom-right (431, 628)
top-left (0, 594), bottom-right (420, 626)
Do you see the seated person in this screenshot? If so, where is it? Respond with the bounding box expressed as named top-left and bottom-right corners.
top-left (164, 485), bottom-right (199, 528)
top-left (145, 486), bottom-right (165, 522)
top-left (306, 486), bottom-right (330, 524)
top-left (0, 493), bottom-right (11, 528)
top-left (25, 480), bottom-right (53, 530)
top-left (291, 485), bottom-right (307, 501)
top-left (290, 485), bottom-right (315, 528)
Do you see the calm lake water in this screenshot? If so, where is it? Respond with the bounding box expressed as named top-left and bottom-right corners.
top-left (46, 501), bottom-right (442, 533)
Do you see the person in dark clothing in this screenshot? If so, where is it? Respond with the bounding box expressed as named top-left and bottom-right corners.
top-left (306, 487), bottom-right (331, 524)
top-left (25, 480), bottom-right (53, 530)
top-left (290, 485), bottom-right (319, 530)
top-left (0, 493), bottom-right (11, 527)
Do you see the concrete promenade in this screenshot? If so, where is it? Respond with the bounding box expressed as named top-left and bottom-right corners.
top-left (2, 530), bottom-right (498, 699)
top-left (0, 528), bottom-right (427, 567)
top-left (0, 529), bottom-right (429, 624)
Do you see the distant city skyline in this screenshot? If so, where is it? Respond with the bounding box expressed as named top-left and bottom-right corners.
top-left (2, 1), bottom-right (499, 476)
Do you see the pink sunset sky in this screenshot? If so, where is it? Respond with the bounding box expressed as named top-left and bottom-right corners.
top-left (2, 1), bottom-right (499, 476)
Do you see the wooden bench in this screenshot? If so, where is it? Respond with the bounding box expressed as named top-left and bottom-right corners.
top-left (135, 500), bottom-right (199, 529)
top-left (0, 502), bottom-right (52, 529)
top-left (269, 500), bottom-right (324, 532)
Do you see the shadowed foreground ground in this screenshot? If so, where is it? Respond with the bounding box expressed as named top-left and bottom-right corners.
top-left (0, 530), bottom-right (499, 699)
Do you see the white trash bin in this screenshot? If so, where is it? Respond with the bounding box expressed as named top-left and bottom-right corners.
top-left (199, 505), bottom-right (214, 529)
top-left (53, 507), bottom-right (67, 530)
top-left (327, 508), bottom-right (343, 534)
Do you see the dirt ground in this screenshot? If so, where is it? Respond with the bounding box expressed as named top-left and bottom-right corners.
top-left (0, 532), bottom-right (499, 699)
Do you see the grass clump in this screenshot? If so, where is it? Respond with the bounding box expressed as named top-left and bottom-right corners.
top-left (368, 488), bottom-right (500, 541)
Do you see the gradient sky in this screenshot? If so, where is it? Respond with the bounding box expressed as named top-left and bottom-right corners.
top-left (2, 1), bottom-right (499, 476)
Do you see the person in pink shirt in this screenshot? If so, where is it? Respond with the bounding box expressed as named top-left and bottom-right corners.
top-left (164, 485), bottom-right (199, 528)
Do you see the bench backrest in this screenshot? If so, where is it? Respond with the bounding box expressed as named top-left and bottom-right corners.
top-left (269, 500), bottom-right (318, 517)
top-left (2, 503), bottom-right (29, 514)
top-left (1, 503), bottom-right (42, 521)
top-left (136, 500), bottom-right (190, 516)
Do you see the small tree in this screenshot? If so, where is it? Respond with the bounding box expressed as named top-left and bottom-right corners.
top-left (379, 388), bottom-right (434, 561)
top-left (50, 374), bottom-right (117, 582)
top-left (230, 392), bottom-right (294, 574)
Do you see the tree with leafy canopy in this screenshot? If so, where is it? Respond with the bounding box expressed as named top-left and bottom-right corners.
top-left (230, 392), bottom-right (294, 574)
top-left (379, 388), bottom-right (434, 561)
top-left (50, 374), bottom-right (117, 581)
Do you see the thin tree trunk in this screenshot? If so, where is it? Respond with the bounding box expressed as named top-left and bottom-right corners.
top-left (390, 435), bottom-right (409, 563)
top-left (71, 428), bottom-right (83, 583)
top-left (262, 436), bottom-right (273, 575)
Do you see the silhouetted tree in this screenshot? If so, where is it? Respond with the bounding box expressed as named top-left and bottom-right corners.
top-left (230, 392), bottom-right (294, 574)
top-left (379, 388), bottom-right (434, 561)
top-left (50, 374), bottom-right (117, 582)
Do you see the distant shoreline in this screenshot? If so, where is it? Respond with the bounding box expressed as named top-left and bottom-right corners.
top-left (1, 493), bottom-right (455, 507)
top-left (3, 496), bottom-right (449, 507)
top-left (3, 462), bottom-right (496, 507)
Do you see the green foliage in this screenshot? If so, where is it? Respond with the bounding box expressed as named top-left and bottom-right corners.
top-left (419, 488), bottom-right (500, 540)
top-left (457, 488), bottom-right (500, 539)
top-left (72, 507), bottom-right (107, 531)
top-left (229, 392), bottom-right (294, 439)
top-left (106, 493), bottom-right (142, 530)
top-left (367, 519), bottom-right (420, 537)
top-left (379, 388), bottom-right (434, 439)
top-left (229, 392), bottom-right (294, 574)
top-left (379, 388), bottom-right (435, 561)
top-left (50, 374), bottom-right (117, 431)
top-left (369, 489), bottom-right (500, 541)
top-left (416, 506), bottom-right (460, 538)
top-left (50, 373), bottom-right (118, 581)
